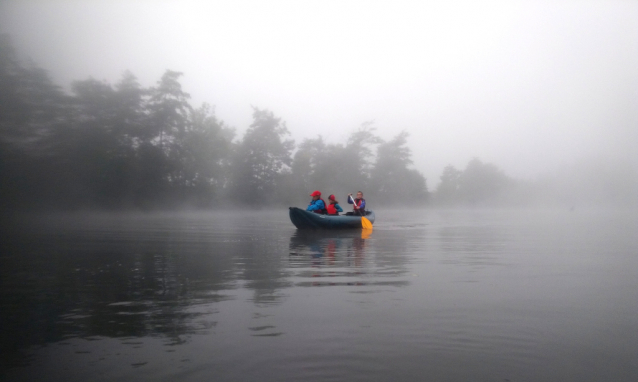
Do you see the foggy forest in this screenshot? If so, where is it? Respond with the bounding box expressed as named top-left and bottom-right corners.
top-left (1, 34), bottom-right (635, 214)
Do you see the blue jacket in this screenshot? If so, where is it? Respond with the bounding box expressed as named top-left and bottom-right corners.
top-left (307, 199), bottom-right (326, 213)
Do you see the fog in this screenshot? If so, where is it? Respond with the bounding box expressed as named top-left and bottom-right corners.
top-left (1, 0), bottom-right (637, 210)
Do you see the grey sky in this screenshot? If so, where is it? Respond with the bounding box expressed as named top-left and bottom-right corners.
top-left (2, 0), bottom-right (636, 186)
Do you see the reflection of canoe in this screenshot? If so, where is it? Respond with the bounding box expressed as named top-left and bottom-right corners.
top-left (288, 207), bottom-right (375, 229)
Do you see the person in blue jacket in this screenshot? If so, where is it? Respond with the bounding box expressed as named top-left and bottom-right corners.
top-left (307, 190), bottom-right (327, 214)
top-left (347, 191), bottom-right (366, 216)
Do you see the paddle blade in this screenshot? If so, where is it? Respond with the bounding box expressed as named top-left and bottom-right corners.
top-left (361, 216), bottom-right (373, 230)
top-left (361, 228), bottom-right (372, 239)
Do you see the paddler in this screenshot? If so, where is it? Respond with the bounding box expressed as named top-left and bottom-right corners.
top-left (306, 190), bottom-right (327, 214)
top-left (347, 191), bottom-right (366, 216)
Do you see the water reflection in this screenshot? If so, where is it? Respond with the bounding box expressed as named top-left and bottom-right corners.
top-left (288, 229), bottom-right (409, 287)
top-left (2, 234), bottom-right (234, 365)
top-left (233, 233), bottom-right (292, 306)
top-left (2, 213), bottom-right (413, 374)
top-left (1, 214), bottom-right (285, 369)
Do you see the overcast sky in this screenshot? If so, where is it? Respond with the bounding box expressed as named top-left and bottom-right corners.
top-left (2, 0), bottom-right (636, 186)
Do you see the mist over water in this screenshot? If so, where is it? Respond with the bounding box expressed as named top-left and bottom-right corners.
top-left (1, 1), bottom-right (637, 380)
top-left (2, 209), bottom-right (637, 381)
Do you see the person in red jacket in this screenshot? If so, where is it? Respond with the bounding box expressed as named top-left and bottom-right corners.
top-left (326, 194), bottom-right (343, 215)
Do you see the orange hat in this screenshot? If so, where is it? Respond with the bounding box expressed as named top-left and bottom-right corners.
top-left (328, 194), bottom-right (336, 201)
top-left (310, 190), bottom-right (321, 197)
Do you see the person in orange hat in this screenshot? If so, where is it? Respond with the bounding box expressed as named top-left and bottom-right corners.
top-left (326, 194), bottom-right (343, 215)
top-left (306, 190), bottom-right (327, 214)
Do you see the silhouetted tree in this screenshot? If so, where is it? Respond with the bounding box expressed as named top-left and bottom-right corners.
top-left (0, 35), bottom-right (72, 211)
top-left (310, 140), bottom-right (349, 192)
top-left (434, 165), bottom-right (462, 205)
top-left (147, 70), bottom-right (191, 150)
top-left (66, 78), bottom-right (137, 207)
top-left (370, 131), bottom-right (427, 204)
top-left (171, 103), bottom-right (235, 206)
top-left (135, 70), bottom-right (191, 207)
top-left (457, 158), bottom-right (510, 205)
top-left (342, 122), bottom-right (382, 189)
top-left (434, 159), bottom-right (511, 206)
top-left (230, 108), bottom-right (294, 204)
top-left (290, 136), bottom-right (326, 198)
top-left (114, 71), bottom-right (148, 142)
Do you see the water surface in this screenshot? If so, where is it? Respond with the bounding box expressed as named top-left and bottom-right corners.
top-left (2, 209), bottom-right (637, 381)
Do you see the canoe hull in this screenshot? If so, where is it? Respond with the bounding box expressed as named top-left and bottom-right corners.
top-left (289, 207), bottom-right (375, 229)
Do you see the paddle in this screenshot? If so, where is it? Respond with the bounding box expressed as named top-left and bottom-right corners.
top-left (349, 194), bottom-right (373, 230)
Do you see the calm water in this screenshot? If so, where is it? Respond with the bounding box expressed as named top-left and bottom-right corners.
top-left (2, 209), bottom-right (637, 381)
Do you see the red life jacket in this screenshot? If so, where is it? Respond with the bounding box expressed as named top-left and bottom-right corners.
top-left (326, 203), bottom-right (339, 215)
top-left (352, 198), bottom-right (366, 214)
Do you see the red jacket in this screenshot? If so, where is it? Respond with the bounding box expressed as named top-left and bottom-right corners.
top-left (326, 202), bottom-right (343, 215)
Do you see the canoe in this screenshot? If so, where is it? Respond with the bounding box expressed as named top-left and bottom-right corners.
top-left (288, 207), bottom-right (375, 229)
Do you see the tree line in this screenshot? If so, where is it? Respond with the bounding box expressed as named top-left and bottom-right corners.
top-left (4, 36), bottom-right (633, 213)
top-left (0, 36), bottom-right (429, 212)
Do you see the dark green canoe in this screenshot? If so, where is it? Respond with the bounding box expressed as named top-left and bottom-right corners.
top-left (288, 207), bottom-right (375, 229)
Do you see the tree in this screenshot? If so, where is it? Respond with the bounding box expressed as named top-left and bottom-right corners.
top-left (171, 103), bottom-right (235, 206)
top-left (68, 77), bottom-right (130, 207)
top-left (457, 158), bottom-right (510, 205)
top-left (130, 70), bottom-right (192, 207)
top-left (114, 71), bottom-right (148, 143)
top-left (290, 136), bottom-right (326, 198)
top-left (343, 122), bottom-right (382, 188)
top-left (0, 35), bottom-right (73, 211)
top-left (370, 131), bottom-right (428, 205)
top-left (434, 165), bottom-right (462, 205)
top-left (434, 159), bottom-right (512, 206)
top-left (147, 70), bottom-right (191, 151)
top-left (230, 108), bottom-right (294, 205)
